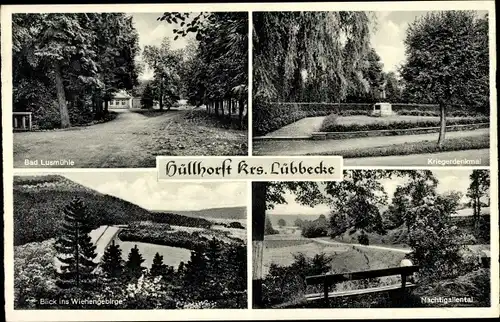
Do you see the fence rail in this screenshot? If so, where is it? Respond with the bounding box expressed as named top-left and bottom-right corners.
top-left (305, 265), bottom-right (420, 307)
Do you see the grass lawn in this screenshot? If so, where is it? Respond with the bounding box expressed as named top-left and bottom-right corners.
top-left (320, 114), bottom-right (489, 132)
top-left (309, 134), bottom-right (489, 158)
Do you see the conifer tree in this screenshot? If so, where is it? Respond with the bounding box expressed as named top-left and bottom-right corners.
top-left (54, 198), bottom-right (98, 289)
top-left (101, 240), bottom-right (124, 279)
top-left (150, 252), bottom-right (166, 277)
top-left (125, 244), bottom-right (145, 280)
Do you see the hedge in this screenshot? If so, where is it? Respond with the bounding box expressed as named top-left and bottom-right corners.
top-left (320, 115), bottom-right (490, 132)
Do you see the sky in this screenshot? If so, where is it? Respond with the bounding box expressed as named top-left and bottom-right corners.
top-left (20, 172), bottom-right (246, 211)
top-left (372, 10), bottom-right (488, 74)
top-left (267, 169), bottom-right (476, 216)
top-left (129, 12), bottom-right (195, 81)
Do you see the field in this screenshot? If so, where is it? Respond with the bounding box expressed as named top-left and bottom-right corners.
top-left (263, 234), bottom-right (406, 277)
top-left (114, 240), bottom-right (191, 268)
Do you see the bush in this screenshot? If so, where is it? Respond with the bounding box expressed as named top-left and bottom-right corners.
top-left (357, 232), bottom-right (370, 245)
top-left (253, 100), bottom-right (307, 136)
top-left (228, 222), bottom-right (245, 229)
top-left (320, 115), bottom-right (489, 132)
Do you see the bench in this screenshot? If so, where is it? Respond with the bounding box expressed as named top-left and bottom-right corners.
top-left (13, 112), bottom-right (33, 131)
top-left (305, 265), bottom-right (420, 307)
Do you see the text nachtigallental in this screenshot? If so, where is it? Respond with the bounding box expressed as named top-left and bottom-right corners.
top-left (157, 157), bottom-right (343, 180)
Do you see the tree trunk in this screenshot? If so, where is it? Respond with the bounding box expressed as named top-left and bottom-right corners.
top-left (104, 100), bottom-right (109, 113)
top-left (54, 61), bottom-right (71, 128)
top-left (252, 182), bottom-right (267, 309)
top-left (159, 75), bottom-right (164, 110)
top-left (476, 197), bottom-right (482, 236)
top-left (437, 103), bottom-right (446, 148)
top-left (238, 99), bottom-right (244, 130)
top-left (215, 101), bottom-right (219, 117)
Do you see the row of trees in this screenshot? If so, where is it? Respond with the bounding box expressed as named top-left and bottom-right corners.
top-left (136, 12), bottom-right (248, 128)
top-left (13, 13), bottom-right (140, 128)
top-left (49, 197), bottom-right (247, 308)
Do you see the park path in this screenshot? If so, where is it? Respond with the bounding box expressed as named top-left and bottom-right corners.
top-left (93, 226), bottom-right (122, 263)
top-left (345, 148), bottom-right (490, 166)
top-left (252, 128), bottom-right (489, 156)
top-left (14, 109), bottom-right (182, 168)
top-left (312, 238), bottom-right (412, 254)
top-left (263, 116), bottom-right (325, 137)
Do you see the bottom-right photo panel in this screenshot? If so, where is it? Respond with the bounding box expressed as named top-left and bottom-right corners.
top-left (252, 169), bottom-right (491, 309)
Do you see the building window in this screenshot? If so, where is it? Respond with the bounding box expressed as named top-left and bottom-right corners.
top-left (121, 100), bottom-right (126, 106)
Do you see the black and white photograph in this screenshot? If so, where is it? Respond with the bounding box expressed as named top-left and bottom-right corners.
top-left (13, 173), bottom-right (247, 309)
top-left (252, 170), bottom-right (491, 308)
top-left (12, 11), bottom-right (248, 168)
top-left (252, 11), bottom-right (490, 166)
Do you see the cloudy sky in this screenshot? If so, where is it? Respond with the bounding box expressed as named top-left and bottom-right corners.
top-left (22, 172), bottom-right (246, 211)
top-left (268, 169), bottom-right (477, 215)
top-left (130, 12), bottom-right (195, 81)
top-left (372, 10), bottom-right (488, 74)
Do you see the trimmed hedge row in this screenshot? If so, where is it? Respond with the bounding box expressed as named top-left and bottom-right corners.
top-left (253, 101), bottom-right (487, 136)
top-left (320, 115), bottom-right (490, 132)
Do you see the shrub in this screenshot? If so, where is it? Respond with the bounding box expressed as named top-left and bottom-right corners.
top-left (320, 116), bottom-right (489, 132)
top-left (253, 100), bottom-right (307, 136)
top-left (228, 221), bottom-right (245, 229)
top-left (357, 232), bottom-right (370, 245)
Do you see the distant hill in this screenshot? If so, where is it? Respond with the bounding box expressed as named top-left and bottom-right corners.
top-left (267, 213), bottom-right (325, 227)
top-left (14, 175), bottom-right (154, 246)
top-left (153, 206), bottom-right (247, 220)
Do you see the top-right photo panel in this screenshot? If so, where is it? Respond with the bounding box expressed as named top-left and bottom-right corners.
top-left (252, 11), bottom-right (491, 166)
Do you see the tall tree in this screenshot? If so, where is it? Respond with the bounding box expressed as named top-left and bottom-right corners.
top-left (253, 12), bottom-right (373, 103)
top-left (54, 198), bottom-right (98, 289)
top-left (150, 252), bottom-right (167, 277)
top-left (100, 240), bottom-right (124, 279)
top-left (466, 170), bottom-right (490, 235)
top-left (401, 11), bottom-right (489, 147)
top-left (143, 38), bottom-right (182, 110)
top-left (125, 245), bottom-right (146, 280)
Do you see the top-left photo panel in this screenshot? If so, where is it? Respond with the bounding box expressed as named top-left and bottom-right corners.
top-left (10, 11), bottom-right (249, 168)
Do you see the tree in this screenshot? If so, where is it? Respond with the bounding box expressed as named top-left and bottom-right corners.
top-left (54, 198), bottom-right (98, 289)
top-left (384, 71), bottom-right (403, 102)
top-left (264, 216), bottom-right (278, 235)
top-left (408, 195), bottom-right (469, 280)
top-left (253, 12), bottom-right (373, 103)
top-left (125, 245), bottom-right (145, 280)
top-left (150, 252), bottom-right (167, 277)
top-left (466, 170), bottom-right (490, 235)
top-left (294, 218), bottom-right (304, 228)
top-left (140, 83), bottom-right (155, 109)
top-left (143, 38), bottom-right (182, 110)
top-left (401, 11), bottom-right (489, 147)
top-left (277, 218), bottom-right (286, 228)
top-left (100, 240), bottom-right (124, 279)
top-left (386, 173), bottom-right (439, 241)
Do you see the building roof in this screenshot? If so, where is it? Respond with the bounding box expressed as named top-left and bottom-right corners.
top-left (113, 91), bottom-right (132, 99)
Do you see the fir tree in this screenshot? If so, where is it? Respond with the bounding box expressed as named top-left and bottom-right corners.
top-left (150, 252), bottom-right (166, 277)
top-left (54, 198), bottom-right (98, 289)
top-left (101, 240), bottom-right (124, 279)
top-left (125, 244), bottom-right (145, 280)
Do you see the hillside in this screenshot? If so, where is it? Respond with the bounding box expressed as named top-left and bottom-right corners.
top-left (154, 206), bottom-right (247, 220)
top-left (14, 175), bottom-right (154, 246)
top-left (267, 213), bottom-right (324, 227)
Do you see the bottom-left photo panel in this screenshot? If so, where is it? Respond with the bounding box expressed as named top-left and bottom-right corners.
top-left (12, 172), bottom-right (248, 310)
